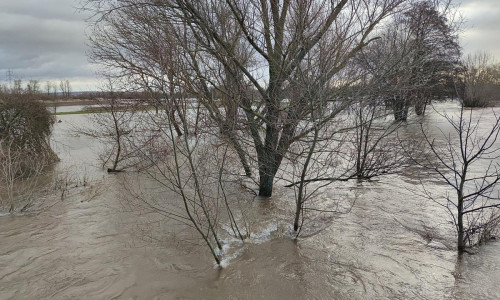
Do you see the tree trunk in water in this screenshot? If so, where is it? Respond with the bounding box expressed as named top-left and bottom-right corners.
top-left (258, 172), bottom-right (274, 197)
top-left (457, 219), bottom-right (465, 252)
top-left (193, 102), bottom-right (201, 135)
top-left (457, 197), bottom-right (465, 252)
top-left (415, 100), bottom-right (427, 116)
top-left (169, 108), bottom-right (183, 136)
top-left (258, 158), bottom-right (275, 197)
top-left (111, 137), bottom-right (121, 172)
top-left (257, 128), bottom-right (284, 197)
top-left (110, 109), bottom-right (121, 172)
top-left (293, 127), bottom-right (319, 232)
top-left (392, 96), bottom-right (409, 121)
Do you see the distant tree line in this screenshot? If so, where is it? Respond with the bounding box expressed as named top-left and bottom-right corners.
top-left (1, 74), bottom-right (73, 100)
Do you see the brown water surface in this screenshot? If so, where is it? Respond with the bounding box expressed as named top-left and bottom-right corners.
top-left (1, 102), bottom-right (499, 299)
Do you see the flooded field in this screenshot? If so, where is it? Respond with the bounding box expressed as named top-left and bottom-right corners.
top-left (1, 102), bottom-right (499, 299)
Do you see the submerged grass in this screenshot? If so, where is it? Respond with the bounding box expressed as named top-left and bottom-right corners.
top-left (55, 110), bottom-right (104, 115)
top-left (54, 107), bottom-right (157, 115)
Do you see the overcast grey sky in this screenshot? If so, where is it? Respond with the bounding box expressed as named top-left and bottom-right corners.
top-left (460, 0), bottom-right (500, 59)
top-left (0, 0), bottom-right (499, 91)
top-left (0, 0), bottom-right (94, 91)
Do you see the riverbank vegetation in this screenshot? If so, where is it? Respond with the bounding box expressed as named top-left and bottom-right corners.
top-left (0, 88), bottom-right (59, 211)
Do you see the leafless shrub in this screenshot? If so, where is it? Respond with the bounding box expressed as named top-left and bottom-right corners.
top-left (0, 140), bottom-right (51, 212)
top-left (73, 79), bottom-right (144, 172)
top-left (119, 104), bottom-right (253, 265)
top-left (405, 105), bottom-right (500, 252)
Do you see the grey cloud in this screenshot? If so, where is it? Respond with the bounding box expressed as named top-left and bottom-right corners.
top-left (0, 0), bottom-right (95, 90)
top-left (460, 0), bottom-right (500, 30)
top-left (0, 0), bottom-right (84, 23)
top-left (458, 0), bottom-right (500, 58)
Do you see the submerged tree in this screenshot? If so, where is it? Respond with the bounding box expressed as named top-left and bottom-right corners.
top-left (357, 0), bottom-right (460, 121)
top-left (407, 1), bottom-right (460, 114)
top-left (350, 98), bottom-right (407, 179)
top-left (76, 79), bottom-right (141, 172)
top-left (85, 0), bottom-right (411, 197)
top-left (408, 105), bottom-right (500, 252)
top-left (125, 85), bottom-right (250, 265)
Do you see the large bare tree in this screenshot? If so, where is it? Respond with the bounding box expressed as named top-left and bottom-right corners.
top-left (357, 0), bottom-right (461, 121)
top-left (85, 0), bottom-right (412, 196)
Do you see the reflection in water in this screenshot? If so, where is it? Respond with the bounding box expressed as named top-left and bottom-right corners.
top-left (1, 102), bottom-right (500, 299)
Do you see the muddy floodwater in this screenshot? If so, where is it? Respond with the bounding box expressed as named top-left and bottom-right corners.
top-left (1, 102), bottom-right (499, 299)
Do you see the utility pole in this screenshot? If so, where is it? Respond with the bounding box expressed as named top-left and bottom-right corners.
top-left (6, 69), bottom-right (14, 89)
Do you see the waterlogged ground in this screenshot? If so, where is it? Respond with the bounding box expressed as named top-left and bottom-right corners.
top-left (1, 102), bottom-right (500, 299)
